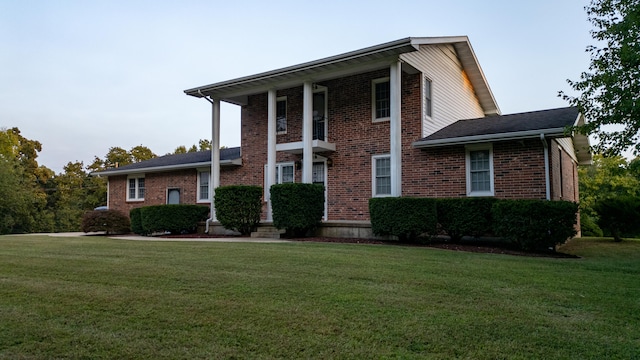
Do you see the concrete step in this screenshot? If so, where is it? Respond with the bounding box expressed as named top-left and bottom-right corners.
top-left (251, 226), bottom-right (285, 239)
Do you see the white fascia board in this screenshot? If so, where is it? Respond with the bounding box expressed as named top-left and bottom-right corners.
top-left (184, 38), bottom-right (419, 99)
top-left (412, 128), bottom-right (568, 148)
top-left (91, 159), bottom-right (241, 177)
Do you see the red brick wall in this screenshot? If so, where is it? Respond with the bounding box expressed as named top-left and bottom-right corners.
top-left (550, 140), bottom-right (579, 202)
top-left (108, 68), bottom-right (581, 224)
top-left (107, 167), bottom-right (241, 216)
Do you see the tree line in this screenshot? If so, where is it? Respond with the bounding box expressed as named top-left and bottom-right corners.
top-left (0, 127), bottom-right (212, 234)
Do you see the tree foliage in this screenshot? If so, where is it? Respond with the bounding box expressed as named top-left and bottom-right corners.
top-left (560, 0), bottom-right (640, 156)
top-left (578, 154), bottom-right (640, 236)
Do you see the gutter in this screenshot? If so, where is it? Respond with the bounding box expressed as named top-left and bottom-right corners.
top-left (90, 159), bottom-right (241, 177)
top-left (412, 128), bottom-right (567, 149)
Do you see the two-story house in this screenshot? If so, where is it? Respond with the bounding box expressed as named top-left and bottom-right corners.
top-left (96, 36), bottom-right (591, 237)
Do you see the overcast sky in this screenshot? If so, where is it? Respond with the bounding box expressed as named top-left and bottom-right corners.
top-left (0, 0), bottom-right (593, 173)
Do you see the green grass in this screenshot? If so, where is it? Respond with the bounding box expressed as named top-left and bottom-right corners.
top-left (0, 235), bottom-right (638, 359)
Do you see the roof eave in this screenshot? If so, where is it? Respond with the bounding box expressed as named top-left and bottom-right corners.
top-left (184, 37), bottom-right (419, 99)
top-left (91, 158), bottom-right (242, 177)
top-left (412, 128), bottom-right (569, 148)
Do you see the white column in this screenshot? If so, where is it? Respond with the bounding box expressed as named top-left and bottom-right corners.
top-left (390, 61), bottom-right (402, 197)
top-left (210, 99), bottom-right (221, 221)
top-left (266, 90), bottom-right (277, 221)
top-left (302, 81), bottom-right (313, 183)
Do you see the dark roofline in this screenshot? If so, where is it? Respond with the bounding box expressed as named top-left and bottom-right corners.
top-left (92, 147), bottom-right (241, 177)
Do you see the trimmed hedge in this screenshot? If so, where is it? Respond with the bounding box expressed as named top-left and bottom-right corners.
top-left (81, 209), bottom-right (130, 235)
top-left (593, 196), bottom-right (640, 242)
top-left (139, 205), bottom-right (209, 235)
top-left (129, 207), bottom-right (144, 235)
top-left (436, 197), bottom-right (496, 242)
top-left (215, 185), bottom-right (263, 235)
top-left (369, 197), bottom-right (438, 242)
top-left (271, 183), bottom-right (324, 237)
top-left (491, 199), bottom-right (578, 251)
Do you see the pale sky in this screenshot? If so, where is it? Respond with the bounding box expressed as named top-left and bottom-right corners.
top-left (0, 0), bottom-right (593, 173)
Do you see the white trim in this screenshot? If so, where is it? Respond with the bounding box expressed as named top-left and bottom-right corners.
top-left (372, 77), bottom-right (390, 122)
top-left (276, 96), bottom-right (287, 135)
top-left (372, 154), bottom-right (392, 197)
top-left (126, 175), bottom-right (145, 202)
top-left (196, 170), bottom-right (210, 203)
top-left (465, 144), bottom-right (494, 197)
top-left (413, 128), bottom-right (567, 148)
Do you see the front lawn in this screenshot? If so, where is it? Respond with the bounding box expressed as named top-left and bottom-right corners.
top-left (0, 235), bottom-right (638, 359)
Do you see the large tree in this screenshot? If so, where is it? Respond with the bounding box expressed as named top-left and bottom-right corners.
top-left (560, 0), bottom-right (640, 156)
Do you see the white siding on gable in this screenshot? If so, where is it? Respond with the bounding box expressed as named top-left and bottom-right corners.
top-left (556, 137), bottom-right (578, 162)
top-left (401, 44), bottom-right (486, 138)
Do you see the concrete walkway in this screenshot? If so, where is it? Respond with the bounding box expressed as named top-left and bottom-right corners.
top-left (18, 232), bottom-right (290, 243)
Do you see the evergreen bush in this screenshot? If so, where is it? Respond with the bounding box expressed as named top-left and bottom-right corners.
top-left (436, 197), bottom-right (496, 242)
top-left (270, 183), bottom-right (324, 237)
top-left (491, 200), bottom-right (578, 251)
top-left (129, 207), bottom-right (144, 235)
top-left (81, 209), bottom-right (131, 235)
top-left (369, 197), bottom-right (438, 242)
top-left (140, 205), bottom-right (209, 235)
top-left (214, 185), bottom-right (263, 235)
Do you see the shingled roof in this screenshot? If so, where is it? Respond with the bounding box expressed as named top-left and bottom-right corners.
top-left (414, 107), bottom-right (580, 144)
top-left (413, 107), bottom-right (591, 164)
top-left (93, 147), bottom-right (241, 176)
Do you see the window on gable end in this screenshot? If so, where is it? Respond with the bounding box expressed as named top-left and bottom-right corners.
top-left (372, 77), bottom-right (390, 122)
top-left (465, 145), bottom-right (494, 196)
top-left (424, 77), bottom-right (432, 119)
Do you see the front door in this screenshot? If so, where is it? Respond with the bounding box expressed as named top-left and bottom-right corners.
top-left (312, 161), bottom-right (328, 220)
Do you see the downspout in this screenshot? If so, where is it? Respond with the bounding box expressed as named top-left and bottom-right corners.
top-left (198, 89), bottom-right (215, 233)
top-left (540, 133), bottom-right (551, 200)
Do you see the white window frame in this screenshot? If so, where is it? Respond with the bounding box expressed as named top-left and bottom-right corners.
top-left (197, 170), bottom-right (210, 203)
top-left (264, 162), bottom-right (295, 198)
top-left (372, 154), bottom-right (392, 197)
top-left (423, 76), bottom-right (433, 120)
top-left (372, 77), bottom-right (390, 123)
top-left (126, 175), bottom-right (145, 201)
top-left (465, 144), bottom-right (495, 197)
top-left (276, 96), bottom-right (287, 135)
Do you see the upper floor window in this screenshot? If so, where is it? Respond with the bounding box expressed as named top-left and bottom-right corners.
top-left (466, 145), bottom-right (494, 196)
top-left (197, 171), bottom-right (210, 202)
top-left (372, 154), bottom-right (391, 197)
top-left (276, 97), bottom-right (287, 134)
top-left (127, 176), bottom-right (145, 201)
top-left (372, 77), bottom-right (390, 122)
top-left (424, 77), bottom-right (432, 118)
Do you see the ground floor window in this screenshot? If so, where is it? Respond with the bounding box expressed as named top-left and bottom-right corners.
top-left (466, 144), bottom-right (494, 196)
top-left (127, 176), bottom-right (145, 201)
top-left (197, 171), bottom-right (210, 202)
top-left (264, 162), bottom-right (295, 197)
top-left (372, 155), bottom-right (391, 197)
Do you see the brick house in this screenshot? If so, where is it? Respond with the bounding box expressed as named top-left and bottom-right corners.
top-left (96, 36), bottom-right (591, 237)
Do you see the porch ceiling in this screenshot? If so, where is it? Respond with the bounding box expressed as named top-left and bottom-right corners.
top-left (185, 38), bottom-right (419, 105)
